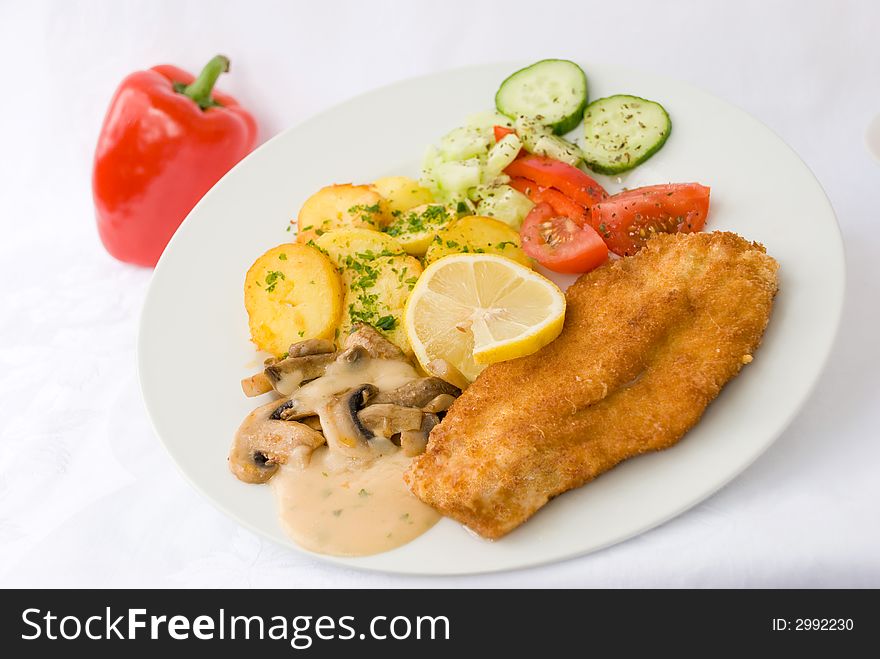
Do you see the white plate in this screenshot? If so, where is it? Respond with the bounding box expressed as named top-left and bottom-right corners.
top-left (139, 62), bottom-right (844, 575)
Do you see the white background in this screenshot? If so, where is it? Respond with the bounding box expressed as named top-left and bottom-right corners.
top-left (0, 0), bottom-right (877, 587)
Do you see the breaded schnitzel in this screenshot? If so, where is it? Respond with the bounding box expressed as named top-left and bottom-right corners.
top-left (405, 231), bottom-right (778, 539)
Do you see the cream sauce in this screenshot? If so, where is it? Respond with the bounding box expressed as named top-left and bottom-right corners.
top-left (274, 369), bottom-right (304, 396)
top-left (294, 358), bottom-right (419, 412)
top-left (268, 356), bottom-right (438, 556)
top-left (272, 447), bottom-right (439, 556)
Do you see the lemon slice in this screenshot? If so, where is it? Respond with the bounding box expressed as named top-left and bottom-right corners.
top-left (404, 253), bottom-right (566, 381)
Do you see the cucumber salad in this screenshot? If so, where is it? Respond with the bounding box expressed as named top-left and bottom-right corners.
top-left (416, 59), bottom-right (707, 272)
top-left (422, 60), bottom-right (673, 212)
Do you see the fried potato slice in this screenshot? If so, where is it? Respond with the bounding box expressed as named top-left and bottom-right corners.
top-left (314, 228), bottom-right (405, 267)
top-left (314, 228), bottom-right (420, 353)
top-left (371, 176), bottom-right (435, 215)
top-left (424, 215), bottom-right (531, 266)
top-left (338, 253), bottom-right (423, 354)
top-left (244, 243), bottom-right (343, 357)
top-left (296, 184), bottom-right (389, 244)
top-left (383, 203), bottom-right (456, 257)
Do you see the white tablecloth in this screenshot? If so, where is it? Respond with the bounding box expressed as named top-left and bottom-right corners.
top-left (1, 0), bottom-right (878, 588)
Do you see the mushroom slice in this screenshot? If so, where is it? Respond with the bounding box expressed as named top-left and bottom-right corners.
top-left (335, 345), bottom-right (369, 366)
top-left (300, 415), bottom-right (323, 432)
top-left (241, 372), bottom-right (274, 397)
top-left (269, 347), bottom-right (371, 421)
top-left (319, 384), bottom-right (379, 457)
top-left (372, 377), bottom-right (460, 408)
top-left (240, 340), bottom-right (338, 398)
top-left (422, 393), bottom-right (457, 414)
top-left (270, 396), bottom-right (316, 422)
top-left (288, 338), bottom-right (335, 358)
top-left (344, 323), bottom-right (406, 360)
top-left (401, 433), bottom-right (427, 457)
top-left (265, 352), bottom-right (337, 396)
top-left (357, 404), bottom-right (424, 439)
top-left (425, 358), bottom-right (471, 391)
top-left (400, 413), bottom-right (439, 457)
top-left (229, 398), bottom-right (326, 484)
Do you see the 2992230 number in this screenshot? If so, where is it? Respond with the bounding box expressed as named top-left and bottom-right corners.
top-left (798, 619), bottom-right (854, 631)
top-left (772, 618), bottom-right (854, 631)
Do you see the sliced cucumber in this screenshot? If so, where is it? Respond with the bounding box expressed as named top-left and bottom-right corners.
top-left (515, 115), bottom-right (583, 166)
top-left (495, 59), bottom-right (588, 135)
top-left (439, 126), bottom-right (492, 161)
top-left (475, 184), bottom-right (534, 229)
top-left (484, 133), bottom-right (522, 181)
top-left (581, 95), bottom-right (671, 174)
top-left (530, 133), bottom-right (584, 167)
top-left (430, 159), bottom-right (482, 196)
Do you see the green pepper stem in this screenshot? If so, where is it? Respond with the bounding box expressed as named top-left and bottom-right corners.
top-left (180, 55), bottom-right (230, 110)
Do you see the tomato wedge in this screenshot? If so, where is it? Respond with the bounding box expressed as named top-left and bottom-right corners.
top-left (493, 125), bottom-right (516, 142)
top-left (509, 176), bottom-right (590, 226)
top-left (505, 154), bottom-right (608, 207)
top-left (589, 183), bottom-right (710, 256)
top-left (520, 202), bottom-right (608, 274)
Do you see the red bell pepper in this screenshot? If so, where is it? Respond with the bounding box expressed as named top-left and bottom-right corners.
top-left (93, 55), bottom-right (257, 266)
top-left (493, 125), bottom-right (516, 142)
top-left (505, 154), bottom-right (608, 208)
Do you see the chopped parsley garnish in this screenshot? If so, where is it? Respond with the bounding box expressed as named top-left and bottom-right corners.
top-left (298, 330), bottom-right (305, 337)
top-left (334, 246), bottom-right (416, 338)
top-left (337, 249), bottom-right (409, 335)
top-left (443, 243), bottom-right (488, 255)
top-left (305, 239), bottom-right (329, 256)
top-left (384, 204), bottom-right (450, 237)
top-left (278, 253), bottom-right (287, 261)
top-left (347, 202), bottom-right (382, 227)
top-left (495, 241), bottom-right (517, 250)
top-left (348, 202), bottom-right (381, 215)
top-left (358, 488), bottom-right (371, 498)
top-left (264, 270), bottom-right (286, 293)
top-left (375, 315), bottom-right (397, 331)
top-left (422, 205), bottom-right (449, 221)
